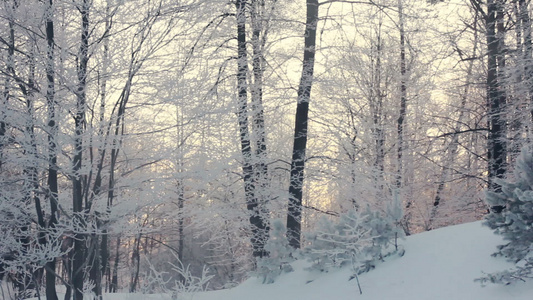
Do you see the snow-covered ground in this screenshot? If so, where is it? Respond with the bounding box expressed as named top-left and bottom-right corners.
top-left (189, 221), bottom-right (532, 300)
top-left (29, 221), bottom-right (533, 299)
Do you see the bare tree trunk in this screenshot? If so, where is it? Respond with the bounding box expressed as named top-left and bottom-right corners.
top-left (45, 0), bottom-right (59, 298)
top-left (7, 5), bottom-right (43, 295)
top-left (250, 0), bottom-right (270, 258)
top-left (71, 1), bottom-right (90, 298)
top-left (287, 0), bottom-right (318, 249)
top-left (110, 237), bottom-right (120, 293)
top-left (397, 0), bottom-right (410, 234)
top-left (175, 108), bottom-right (186, 266)
top-left (486, 0), bottom-right (507, 212)
top-left (0, 0), bottom-right (15, 170)
top-left (518, 0), bottom-right (533, 141)
top-left (370, 17), bottom-right (385, 201)
top-left (129, 235), bottom-right (141, 293)
top-left (429, 24), bottom-right (478, 229)
top-left (90, 2), bottom-right (112, 293)
top-left (172, 105), bottom-right (186, 284)
top-left (235, 0), bottom-right (269, 258)
top-left (177, 182), bottom-right (185, 262)
top-left (24, 40), bottom-right (41, 298)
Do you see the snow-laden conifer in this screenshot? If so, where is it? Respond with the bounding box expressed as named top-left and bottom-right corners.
top-left (482, 147), bottom-right (533, 283)
top-left (304, 205), bottom-right (404, 274)
top-left (256, 219), bottom-right (294, 284)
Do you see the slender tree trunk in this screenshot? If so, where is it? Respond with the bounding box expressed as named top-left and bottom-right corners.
top-left (0, 0), bottom-right (15, 170)
top-left (176, 109), bottom-right (186, 264)
top-left (370, 17), bottom-right (385, 201)
top-left (101, 232), bottom-right (110, 292)
top-left (509, 1), bottom-right (524, 158)
top-left (287, 0), bottom-right (319, 249)
top-left (175, 106), bottom-right (186, 282)
top-left (518, 0), bottom-right (533, 138)
top-left (396, 0), bottom-right (410, 234)
top-left (71, 1), bottom-right (90, 298)
top-left (25, 49), bottom-right (41, 298)
top-left (428, 17), bottom-right (479, 229)
top-left (396, 0), bottom-right (407, 191)
top-left (45, 0), bottom-right (59, 298)
top-left (486, 0), bottom-right (507, 212)
top-left (110, 236), bottom-right (120, 293)
top-left (129, 235), bottom-right (141, 293)
top-left (177, 181), bottom-right (185, 262)
top-left (235, 0), bottom-right (268, 258)
top-left (250, 0), bottom-right (270, 258)
top-left (64, 251), bottom-right (72, 300)
top-left (13, 10), bottom-right (42, 296)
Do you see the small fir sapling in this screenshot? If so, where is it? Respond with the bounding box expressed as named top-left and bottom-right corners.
top-left (358, 201), bottom-right (404, 273)
top-left (304, 210), bottom-right (370, 272)
top-left (480, 148), bottom-right (533, 284)
top-left (256, 219), bottom-right (294, 284)
top-left (304, 202), bottom-right (404, 274)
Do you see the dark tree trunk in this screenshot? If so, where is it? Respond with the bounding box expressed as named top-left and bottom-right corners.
top-left (129, 235), bottom-right (141, 293)
top-left (397, 0), bottom-right (410, 235)
top-left (101, 233), bottom-right (110, 293)
top-left (486, 0), bottom-right (507, 213)
top-left (177, 182), bottom-right (185, 262)
top-left (0, 0), bottom-right (15, 170)
top-left (370, 19), bottom-right (385, 201)
top-left (45, 0), bottom-right (59, 299)
top-left (428, 18), bottom-right (479, 230)
top-left (235, 0), bottom-right (269, 258)
top-left (23, 32), bottom-right (41, 299)
top-left (287, 0), bottom-right (318, 249)
top-left (397, 0), bottom-right (407, 191)
top-left (8, 4), bottom-right (42, 295)
top-left (517, 0), bottom-right (533, 139)
top-left (110, 236), bottom-right (120, 293)
top-left (71, 1), bottom-right (90, 298)
top-left (250, 0), bottom-right (270, 258)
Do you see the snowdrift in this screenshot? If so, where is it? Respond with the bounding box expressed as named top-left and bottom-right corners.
top-left (27, 221), bottom-right (533, 300)
top-left (194, 221), bottom-right (533, 300)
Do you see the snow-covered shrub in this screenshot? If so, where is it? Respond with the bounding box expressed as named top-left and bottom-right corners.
top-left (358, 200), bottom-right (404, 272)
top-left (481, 148), bottom-right (533, 284)
top-left (256, 219), bottom-right (294, 284)
top-left (143, 252), bottom-right (214, 299)
top-left (304, 204), bottom-right (404, 274)
top-left (304, 210), bottom-right (369, 271)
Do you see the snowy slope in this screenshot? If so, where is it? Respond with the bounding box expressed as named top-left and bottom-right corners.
top-left (27, 221), bottom-right (533, 300)
top-left (191, 221), bottom-right (533, 300)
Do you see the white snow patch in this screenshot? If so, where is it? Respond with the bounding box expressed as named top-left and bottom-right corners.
top-left (192, 221), bottom-right (533, 300)
top-left (27, 221), bottom-right (533, 300)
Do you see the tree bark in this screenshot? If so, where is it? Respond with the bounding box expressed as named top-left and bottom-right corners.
top-left (518, 0), bottom-right (533, 139)
top-left (129, 235), bottom-right (141, 293)
top-left (428, 15), bottom-right (480, 229)
top-left (396, 0), bottom-right (410, 234)
top-left (110, 236), bottom-right (120, 293)
top-left (0, 0), bottom-right (15, 170)
top-left (250, 0), bottom-right (270, 258)
top-left (71, 1), bottom-right (90, 298)
top-left (486, 0), bottom-right (507, 212)
top-left (235, 0), bottom-right (269, 258)
top-left (45, 0), bottom-right (59, 298)
top-left (370, 17), bottom-right (385, 202)
top-left (287, 0), bottom-right (318, 249)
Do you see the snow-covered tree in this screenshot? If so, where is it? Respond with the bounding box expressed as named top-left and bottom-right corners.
top-left (304, 205), bottom-right (403, 274)
top-left (256, 219), bottom-right (294, 284)
top-left (483, 147), bottom-right (533, 283)
top-left (304, 211), bottom-right (369, 272)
